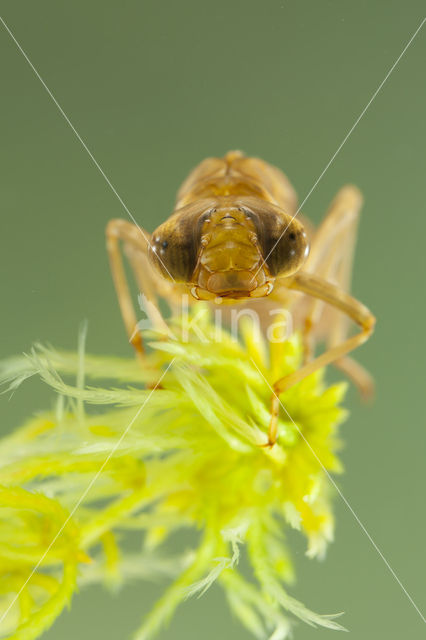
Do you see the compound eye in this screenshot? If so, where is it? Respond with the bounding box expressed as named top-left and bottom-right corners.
top-left (149, 220), bottom-right (199, 282)
top-left (260, 214), bottom-right (309, 277)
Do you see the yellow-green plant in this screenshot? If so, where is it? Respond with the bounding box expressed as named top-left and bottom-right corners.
top-left (0, 306), bottom-right (348, 639)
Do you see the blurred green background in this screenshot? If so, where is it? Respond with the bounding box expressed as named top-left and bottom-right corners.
top-left (1, 1), bottom-right (425, 638)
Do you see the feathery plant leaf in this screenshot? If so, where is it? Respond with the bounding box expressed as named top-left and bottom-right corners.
top-left (0, 306), bottom-right (349, 639)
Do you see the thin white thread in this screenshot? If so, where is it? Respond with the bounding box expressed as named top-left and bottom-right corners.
top-left (256, 17), bottom-right (426, 278)
top-left (251, 358), bottom-right (425, 624)
top-left (0, 15), bottom-right (176, 283)
top-left (1, 10), bottom-right (424, 628)
top-left (0, 360), bottom-right (174, 627)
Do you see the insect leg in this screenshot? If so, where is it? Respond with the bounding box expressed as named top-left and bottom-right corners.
top-left (266, 271), bottom-right (375, 446)
top-left (106, 219), bottom-right (170, 356)
top-left (301, 185), bottom-right (373, 396)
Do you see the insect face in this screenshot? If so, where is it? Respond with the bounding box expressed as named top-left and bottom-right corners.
top-left (148, 197), bottom-right (309, 301)
top-left (190, 206), bottom-right (266, 300)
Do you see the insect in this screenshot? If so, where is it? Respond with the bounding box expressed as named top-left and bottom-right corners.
top-left (106, 151), bottom-right (375, 446)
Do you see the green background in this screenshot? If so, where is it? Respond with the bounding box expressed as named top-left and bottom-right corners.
top-left (1, 1), bottom-right (425, 639)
